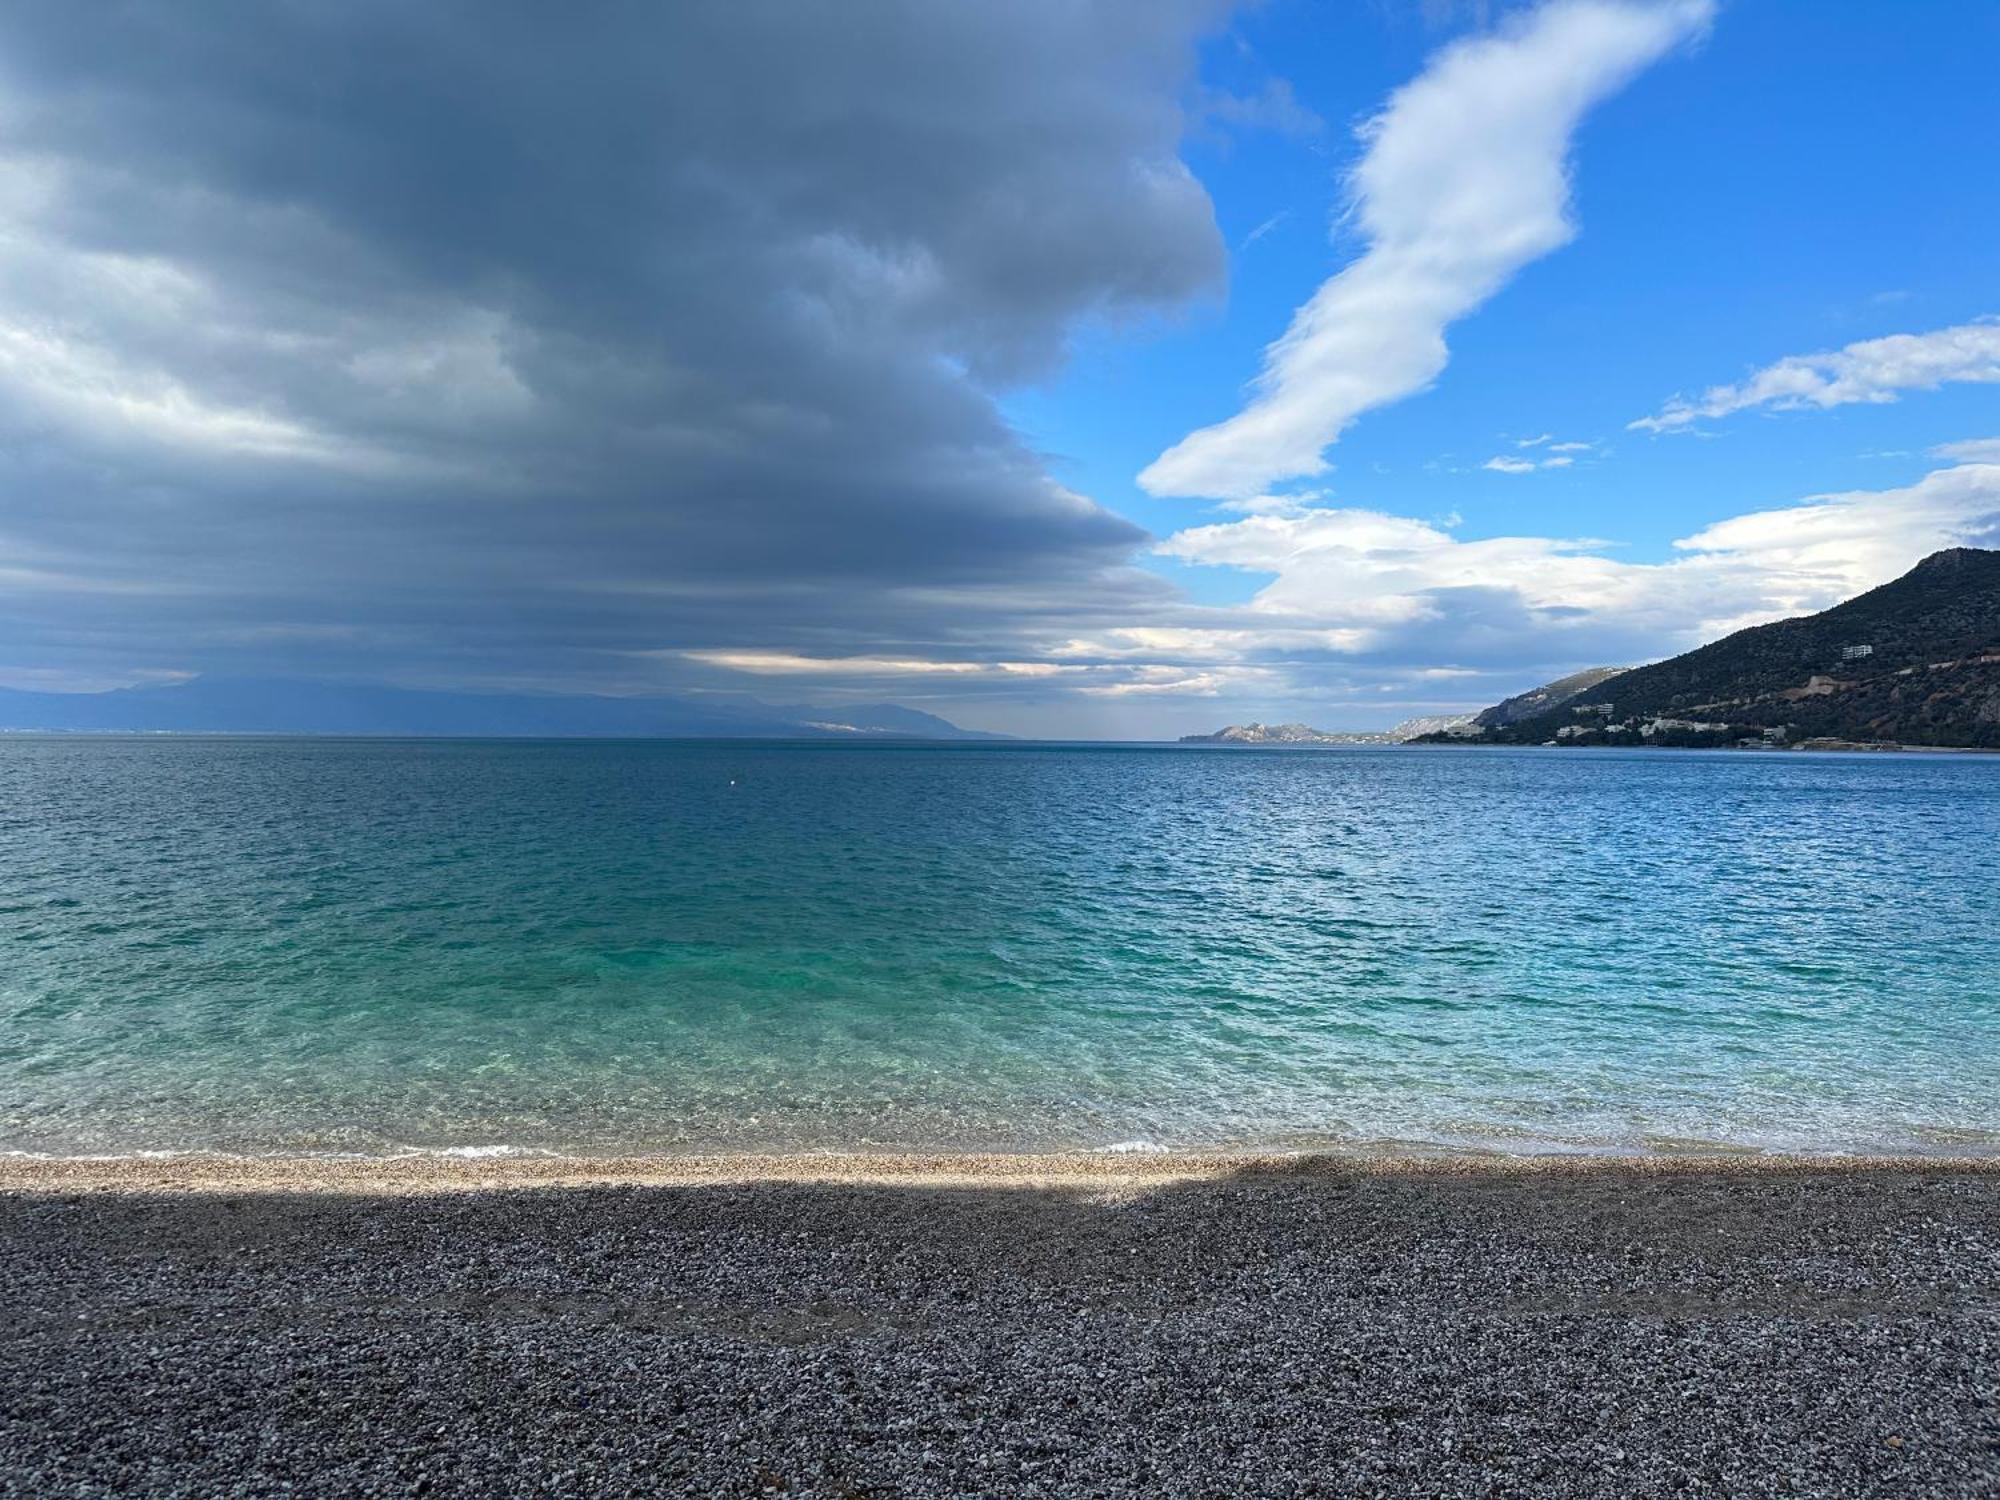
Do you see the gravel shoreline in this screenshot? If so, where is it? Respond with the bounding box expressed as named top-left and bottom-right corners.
top-left (3, 1154), bottom-right (1996, 1496)
top-left (8, 1146), bottom-right (1999, 1193)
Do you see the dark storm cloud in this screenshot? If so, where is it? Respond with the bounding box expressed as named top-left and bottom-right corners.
top-left (0, 1), bottom-right (1226, 688)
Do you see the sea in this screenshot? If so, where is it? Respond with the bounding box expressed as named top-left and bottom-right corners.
top-left (2, 736), bottom-right (1996, 1159)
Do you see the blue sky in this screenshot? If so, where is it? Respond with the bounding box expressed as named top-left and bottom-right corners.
top-left (1015, 0), bottom-right (2000, 603)
top-left (979, 0), bottom-right (2000, 733)
top-left (0, 1), bottom-right (1994, 736)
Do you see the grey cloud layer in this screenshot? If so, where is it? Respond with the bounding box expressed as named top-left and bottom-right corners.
top-left (4, 2), bottom-right (1980, 736)
top-left (0, 1), bottom-right (1225, 688)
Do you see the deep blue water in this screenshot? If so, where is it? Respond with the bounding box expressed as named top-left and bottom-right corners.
top-left (2, 736), bottom-right (1996, 1157)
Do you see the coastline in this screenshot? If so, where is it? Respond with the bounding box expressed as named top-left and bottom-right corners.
top-left (1410, 736), bottom-right (2000, 753)
top-left (6, 1145), bottom-right (2000, 1195)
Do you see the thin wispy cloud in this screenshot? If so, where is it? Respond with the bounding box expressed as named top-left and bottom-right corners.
top-left (1933, 436), bottom-right (2000, 465)
top-left (679, 652), bottom-right (1066, 679)
top-left (1138, 0), bottom-right (1713, 501)
top-left (1632, 317), bottom-right (2000, 432)
top-left (1240, 210), bottom-right (1293, 249)
top-left (1486, 437), bottom-right (1593, 472)
top-left (1200, 78), bottom-right (1325, 140)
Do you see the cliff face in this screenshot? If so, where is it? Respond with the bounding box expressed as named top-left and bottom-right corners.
top-left (1476, 548), bottom-right (2000, 748)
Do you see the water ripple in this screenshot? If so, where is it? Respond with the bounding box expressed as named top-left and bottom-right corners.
top-left (0, 737), bottom-right (1995, 1157)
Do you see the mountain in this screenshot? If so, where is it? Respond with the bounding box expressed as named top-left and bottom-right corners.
top-left (1452, 548), bottom-right (2000, 749)
top-left (1387, 712), bottom-right (1477, 739)
top-left (762, 702), bottom-right (1003, 738)
top-left (1179, 721), bottom-right (1399, 745)
top-left (1178, 711), bottom-right (1493, 744)
top-left (1472, 667), bottom-right (1627, 728)
top-left (0, 677), bottom-right (1004, 740)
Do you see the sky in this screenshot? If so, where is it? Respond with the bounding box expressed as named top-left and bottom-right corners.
top-left (0, 0), bottom-right (1995, 737)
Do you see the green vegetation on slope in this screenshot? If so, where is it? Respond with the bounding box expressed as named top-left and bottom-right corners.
top-left (1468, 548), bottom-right (2000, 749)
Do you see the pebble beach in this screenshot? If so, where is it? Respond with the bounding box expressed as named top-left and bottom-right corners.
top-left (2, 1153), bottom-right (1995, 1496)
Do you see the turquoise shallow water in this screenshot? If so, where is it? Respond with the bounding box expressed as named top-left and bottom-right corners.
top-left (1, 736), bottom-right (1996, 1157)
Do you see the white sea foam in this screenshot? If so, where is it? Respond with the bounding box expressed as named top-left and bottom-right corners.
top-left (1093, 1140), bottom-right (1169, 1155)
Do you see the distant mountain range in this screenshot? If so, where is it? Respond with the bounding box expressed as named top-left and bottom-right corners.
top-left (0, 676), bottom-right (1004, 740)
top-left (1180, 722), bottom-right (1396, 746)
top-left (1178, 712), bottom-right (1466, 745)
top-left (1432, 547), bottom-right (2000, 750)
top-left (22, 550), bottom-right (1997, 748)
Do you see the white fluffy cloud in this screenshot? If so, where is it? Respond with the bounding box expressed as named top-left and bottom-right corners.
top-left (670, 456), bottom-right (1999, 727)
top-left (1145, 457), bottom-right (2000, 666)
top-left (1633, 318), bottom-right (2000, 432)
top-left (1139, 0), bottom-right (1712, 501)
